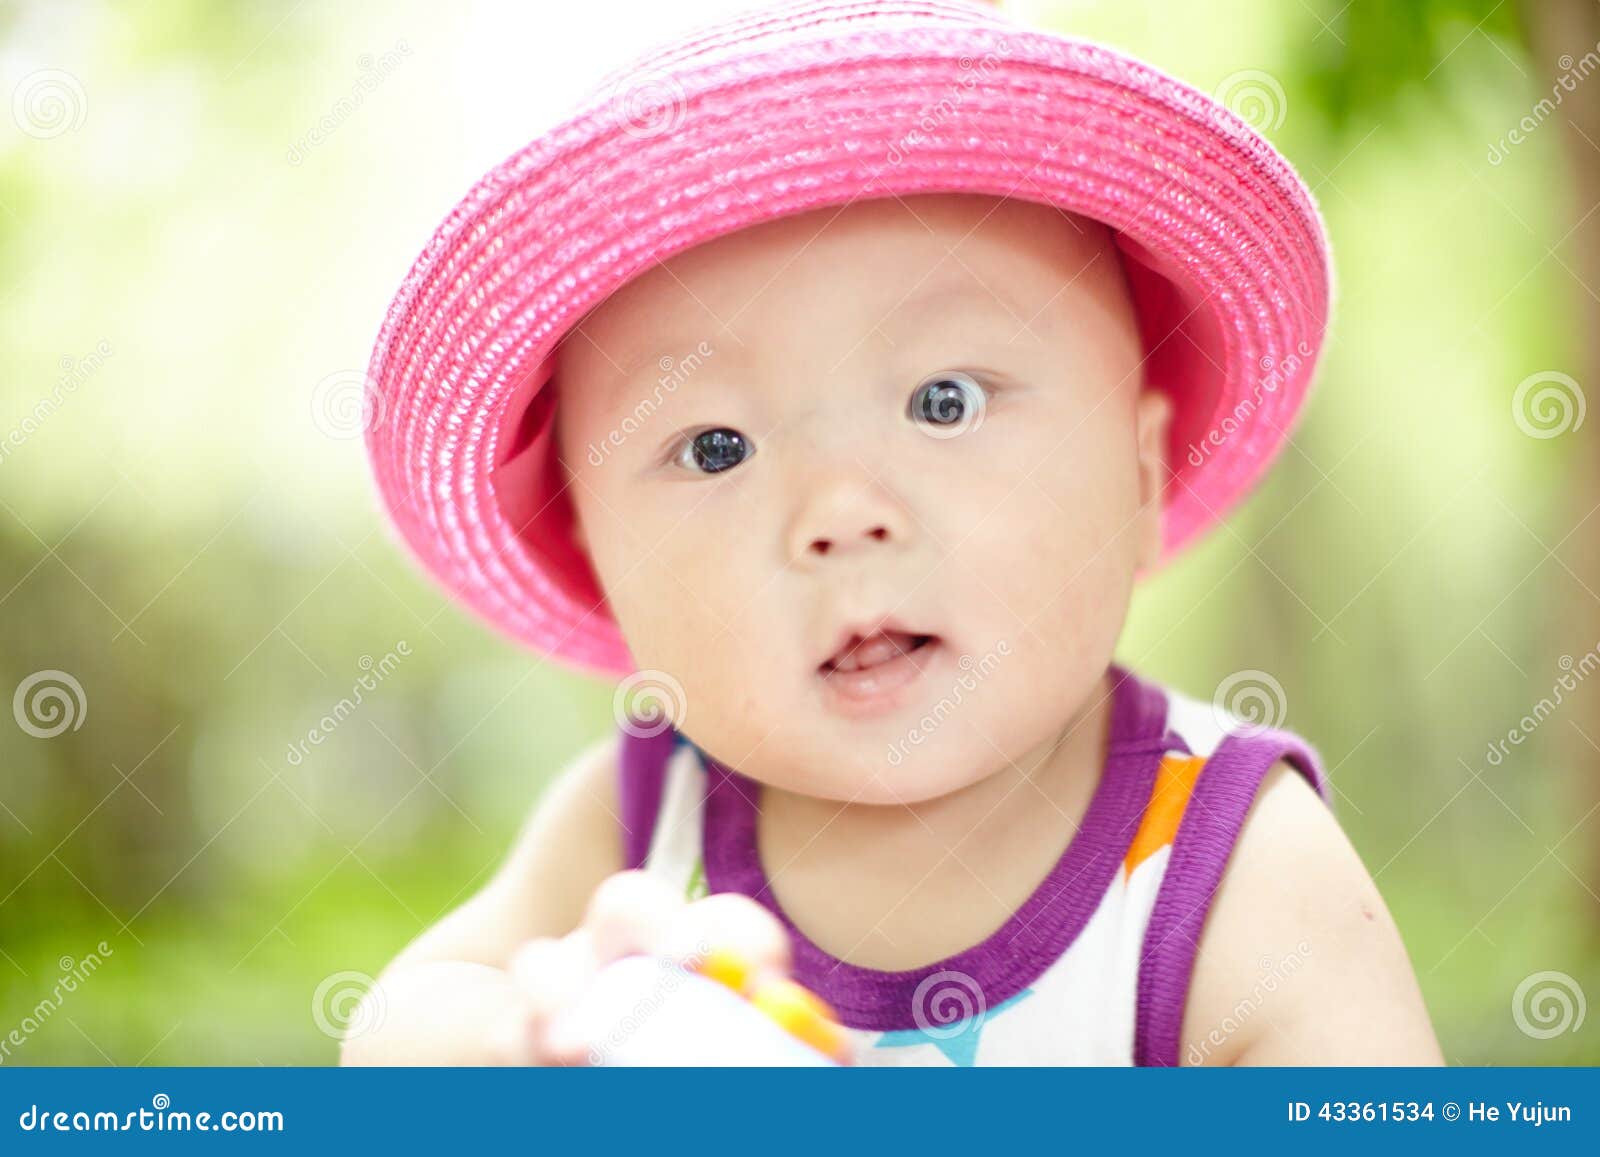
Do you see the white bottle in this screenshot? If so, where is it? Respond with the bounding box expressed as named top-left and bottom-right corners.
top-left (561, 955), bottom-right (844, 1067)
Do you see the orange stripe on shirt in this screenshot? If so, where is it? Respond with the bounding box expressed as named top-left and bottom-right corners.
top-left (1123, 753), bottom-right (1206, 878)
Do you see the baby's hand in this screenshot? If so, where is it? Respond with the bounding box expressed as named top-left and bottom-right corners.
top-left (492, 870), bottom-right (803, 1065)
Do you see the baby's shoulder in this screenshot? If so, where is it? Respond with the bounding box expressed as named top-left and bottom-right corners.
top-left (1130, 673), bottom-right (1404, 1064)
top-left (1179, 755), bottom-right (1431, 1064)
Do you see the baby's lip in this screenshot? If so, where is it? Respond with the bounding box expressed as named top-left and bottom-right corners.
top-left (816, 617), bottom-right (941, 675)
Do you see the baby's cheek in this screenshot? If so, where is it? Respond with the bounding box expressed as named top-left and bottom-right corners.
top-left (611, 542), bottom-right (777, 736)
top-left (959, 471), bottom-right (1135, 683)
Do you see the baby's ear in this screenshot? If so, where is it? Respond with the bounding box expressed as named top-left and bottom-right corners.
top-left (1134, 388), bottom-right (1173, 569)
top-left (548, 384), bottom-right (592, 562)
top-left (568, 503), bottom-right (590, 560)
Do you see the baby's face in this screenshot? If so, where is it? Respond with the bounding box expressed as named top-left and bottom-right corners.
top-left (556, 194), bottom-right (1169, 804)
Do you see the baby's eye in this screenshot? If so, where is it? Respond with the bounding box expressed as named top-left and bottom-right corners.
top-left (908, 371), bottom-right (987, 436)
top-left (674, 427), bottom-right (754, 474)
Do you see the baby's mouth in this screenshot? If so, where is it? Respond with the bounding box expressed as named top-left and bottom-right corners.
top-left (819, 628), bottom-right (939, 675)
top-left (815, 623), bottom-right (944, 718)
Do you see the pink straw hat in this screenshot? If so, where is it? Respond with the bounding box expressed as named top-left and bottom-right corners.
top-left (364, 0), bottom-right (1332, 679)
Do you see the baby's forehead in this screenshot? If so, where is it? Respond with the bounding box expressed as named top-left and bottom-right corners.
top-left (567, 193), bottom-right (1125, 382)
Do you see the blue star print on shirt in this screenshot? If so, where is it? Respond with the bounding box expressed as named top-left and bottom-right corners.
top-left (872, 988), bottom-right (1035, 1067)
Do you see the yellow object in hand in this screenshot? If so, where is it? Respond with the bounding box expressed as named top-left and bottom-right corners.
top-left (693, 948), bottom-right (851, 1063)
top-left (750, 977), bottom-right (850, 1062)
top-left (696, 945), bottom-right (755, 996)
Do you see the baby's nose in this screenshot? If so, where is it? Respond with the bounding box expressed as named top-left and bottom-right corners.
top-left (808, 523), bottom-right (892, 558)
top-left (787, 480), bottom-right (911, 566)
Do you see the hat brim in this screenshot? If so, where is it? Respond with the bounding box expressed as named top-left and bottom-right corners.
top-left (365, 0), bottom-right (1332, 678)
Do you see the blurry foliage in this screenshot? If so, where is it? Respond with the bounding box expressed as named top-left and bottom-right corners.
top-left (1, 0), bottom-right (1597, 1066)
top-left (1296, 0), bottom-right (1525, 133)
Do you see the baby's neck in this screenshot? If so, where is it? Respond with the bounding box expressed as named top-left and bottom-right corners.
top-left (751, 668), bottom-right (1116, 970)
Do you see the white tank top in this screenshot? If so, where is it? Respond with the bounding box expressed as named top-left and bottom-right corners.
top-left (616, 664), bottom-right (1329, 1066)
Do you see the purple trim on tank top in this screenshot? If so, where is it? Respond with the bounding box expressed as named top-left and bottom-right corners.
top-left (617, 725), bottom-right (679, 870)
top-left (1132, 726), bottom-right (1330, 1067)
top-left (697, 664), bottom-right (1177, 1031)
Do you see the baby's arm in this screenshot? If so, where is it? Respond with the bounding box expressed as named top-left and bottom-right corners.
top-left (339, 734), bottom-right (625, 1065)
top-left (1181, 761), bottom-right (1445, 1066)
top-left (340, 734), bottom-right (795, 1065)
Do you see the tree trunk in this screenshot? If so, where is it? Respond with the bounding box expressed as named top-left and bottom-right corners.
top-left (1522, 0), bottom-right (1600, 923)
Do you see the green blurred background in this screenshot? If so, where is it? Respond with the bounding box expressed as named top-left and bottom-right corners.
top-left (3, 0), bottom-right (1598, 1065)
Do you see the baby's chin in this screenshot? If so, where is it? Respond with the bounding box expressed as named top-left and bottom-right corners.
top-left (738, 734), bottom-right (1010, 807)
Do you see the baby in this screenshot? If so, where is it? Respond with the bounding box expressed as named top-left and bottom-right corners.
top-left (347, 0), bottom-right (1442, 1066)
